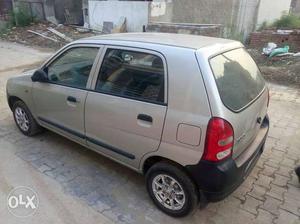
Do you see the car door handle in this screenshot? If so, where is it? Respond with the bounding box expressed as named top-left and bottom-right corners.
top-left (67, 96), bottom-right (78, 103)
top-left (137, 114), bottom-right (153, 123)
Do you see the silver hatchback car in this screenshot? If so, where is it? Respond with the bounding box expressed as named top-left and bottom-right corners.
top-left (6, 33), bottom-right (269, 217)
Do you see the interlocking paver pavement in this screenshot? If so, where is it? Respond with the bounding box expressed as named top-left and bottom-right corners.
top-left (0, 43), bottom-right (299, 223)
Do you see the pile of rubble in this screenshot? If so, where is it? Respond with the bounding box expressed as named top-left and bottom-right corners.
top-left (248, 48), bottom-right (300, 87)
top-left (0, 22), bottom-right (96, 50)
top-left (248, 29), bottom-right (300, 87)
top-left (262, 42), bottom-right (300, 58)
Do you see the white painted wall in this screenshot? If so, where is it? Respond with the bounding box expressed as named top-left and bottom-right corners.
top-left (236, 0), bottom-right (260, 39)
top-left (257, 0), bottom-right (292, 26)
top-left (88, 1), bottom-right (149, 32)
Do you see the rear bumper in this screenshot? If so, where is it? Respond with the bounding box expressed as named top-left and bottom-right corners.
top-left (186, 115), bottom-right (269, 202)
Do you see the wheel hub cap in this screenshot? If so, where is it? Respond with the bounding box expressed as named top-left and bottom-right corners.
top-left (152, 174), bottom-right (186, 211)
top-left (14, 107), bottom-right (30, 131)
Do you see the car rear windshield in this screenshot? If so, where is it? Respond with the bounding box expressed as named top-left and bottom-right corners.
top-left (210, 48), bottom-right (265, 111)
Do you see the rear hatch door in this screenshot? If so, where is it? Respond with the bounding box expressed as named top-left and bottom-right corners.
top-left (209, 48), bottom-right (268, 159)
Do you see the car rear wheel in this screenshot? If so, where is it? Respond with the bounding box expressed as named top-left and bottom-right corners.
top-left (13, 101), bottom-right (42, 136)
top-left (146, 162), bottom-right (199, 217)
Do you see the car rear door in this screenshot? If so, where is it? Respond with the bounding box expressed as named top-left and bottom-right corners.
top-left (85, 46), bottom-right (167, 168)
top-left (32, 45), bottom-right (101, 144)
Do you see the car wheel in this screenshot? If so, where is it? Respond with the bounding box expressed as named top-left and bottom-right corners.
top-left (146, 162), bottom-right (199, 217)
top-left (13, 101), bottom-right (42, 136)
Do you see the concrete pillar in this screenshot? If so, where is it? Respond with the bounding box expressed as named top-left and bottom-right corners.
top-left (43, 0), bottom-right (58, 24)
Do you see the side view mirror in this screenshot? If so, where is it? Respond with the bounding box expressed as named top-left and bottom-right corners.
top-left (31, 69), bottom-right (48, 82)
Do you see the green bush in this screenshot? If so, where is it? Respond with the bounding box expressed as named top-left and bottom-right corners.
top-left (0, 27), bottom-right (7, 36)
top-left (0, 20), bottom-right (10, 37)
top-left (272, 14), bottom-right (300, 29)
top-left (257, 21), bottom-right (268, 31)
top-left (12, 4), bottom-right (34, 27)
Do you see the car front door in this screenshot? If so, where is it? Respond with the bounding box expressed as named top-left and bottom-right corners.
top-left (32, 45), bottom-right (101, 144)
top-left (85, 47), bottom-right (167, 168)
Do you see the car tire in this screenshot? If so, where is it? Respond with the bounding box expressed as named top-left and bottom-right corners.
top-left (146, 162), bottom-right (199, 217)
top-left (12, 100), bottom-right (42, 136)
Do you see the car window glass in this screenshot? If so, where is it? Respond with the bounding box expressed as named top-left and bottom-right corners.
top-left (47, 47), bottom-right (99, 88)
top-left (210, 48), bottom-right (265, 111)
top-left (96, 49), bottom-right (165, 103)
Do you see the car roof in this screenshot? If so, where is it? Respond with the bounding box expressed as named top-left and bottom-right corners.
top-left (81, 32), bottom-right (239, 50)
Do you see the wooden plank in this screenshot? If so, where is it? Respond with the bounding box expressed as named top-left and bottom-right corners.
top-left (47, 27), bottom-right (73, 42)
top-left (27, 30), bottom-right (59, 42)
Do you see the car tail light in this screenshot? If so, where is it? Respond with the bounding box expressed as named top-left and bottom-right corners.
top-left (202, 117), bottom-right (234, 162)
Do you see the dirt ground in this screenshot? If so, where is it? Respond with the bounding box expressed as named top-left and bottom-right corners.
top-left (0, 22), bottom-right (96, 50)
top-left (248, 49), bottom-right (300, 88)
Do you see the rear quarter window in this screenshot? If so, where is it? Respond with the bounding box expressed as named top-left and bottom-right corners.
top-left (95, 48), bottom-right (165, 104)
top-left (210, 48), bottom-right (265, 111)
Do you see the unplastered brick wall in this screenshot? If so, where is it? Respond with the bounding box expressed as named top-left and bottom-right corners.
top-left (249, 30), bottom-right (300, 52)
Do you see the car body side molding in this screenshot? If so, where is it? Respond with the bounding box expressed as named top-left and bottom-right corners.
top-left (38, 117), bottom-right (135, 160)
top-left (38, 117), bottom-right (86, 139)
top-left (86, 137), bottom-right (136, 160)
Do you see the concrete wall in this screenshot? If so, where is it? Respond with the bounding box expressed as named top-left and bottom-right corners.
top-left (150, 1), bottom-right (173, 23)
top-left (236, 0), bottom-right (259, 40)
top-left (86, 0), bottom-right (295, 39)
top-left (88, 1), bottom-right (149, 32)
top-left (256, 0), bottom-right (292, 27)
top-left (291, 0), bottom-right (300, 16)
top-left (43, 0), bottom-right (57, 24)
top-left (150, 0), bottom-right (238, 25)
top-left (13, 0), bottom-right (57, 23)
top-left (13, 0), bottom-right (45, 20)
top-left (149, 0), bottom-right (259, 39)
top-left (82, 0), bottom-right (89, 25)
top-left (149, 0), bottom-right (293, 40)
top-left (53, 0), bottom-right (83, 24)
top-left (13, 0), bottom-right (83, 24)
top-left (172, 0), bottom-right (236, 25)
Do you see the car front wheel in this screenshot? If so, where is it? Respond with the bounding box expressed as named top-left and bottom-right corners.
top-left (146, 162), bottom-right (199, 217)
top-left (13, 100), bottom-right (42, 136)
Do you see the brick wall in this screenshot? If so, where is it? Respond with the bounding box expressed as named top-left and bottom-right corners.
top-left (249, 30), bottom-right (300, 52)
top-left (146, 22), bottom-right (222, 37)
